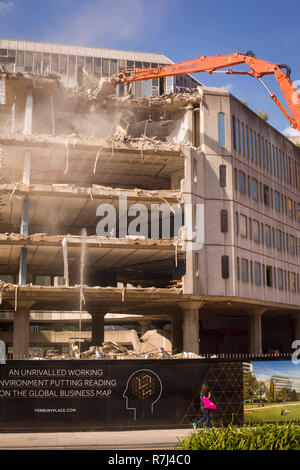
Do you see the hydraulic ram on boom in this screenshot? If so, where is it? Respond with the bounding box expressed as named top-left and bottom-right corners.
top-left (107, 51), bottom-right (300, 132)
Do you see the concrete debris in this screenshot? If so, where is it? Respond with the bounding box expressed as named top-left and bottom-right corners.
top-left (172, 351), bottom-right (206, 359)
top-left (102, 340), bottom-right (128, 354)
top-left (89, 77), bottom-right (116, 100)
top-left (22, 341), bottom-right (205, 361)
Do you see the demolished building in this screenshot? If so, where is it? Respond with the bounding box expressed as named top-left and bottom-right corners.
top-left (0, 41), bottom-right (300, 359)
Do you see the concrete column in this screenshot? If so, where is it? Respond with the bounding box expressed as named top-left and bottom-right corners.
top-left (90, 313), bottom-right (105, 346)
top-left (139, 320), bottom-right (151, 336)
top-left (12, 302), bottom-right (33, 359)
top-left (18, 87), bottom-right (32, 287)
top-left (249, 309), bottom-right (265, 354)
top-left (170, 312), bottom-right (183, 354)
top-left (180, 302), bottom-right (204, 354)
top-left (23, 87), bottom-right (33, 135)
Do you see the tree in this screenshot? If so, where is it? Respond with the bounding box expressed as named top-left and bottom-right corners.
top-left (277, 387), bottom-right (290, 402)
top-left (256, 381), bottom-right (267, 399)
top-left (244, 371), bottom-right (258, 400)
top-left (244, 372), bottom-right (267, 400)
top-left (290, 389), bottom-right (298, 402)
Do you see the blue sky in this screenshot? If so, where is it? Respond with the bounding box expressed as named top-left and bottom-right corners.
top-left (0, 0), bottom-right (300, 136)
top-left (253, 361), bottom-right (300, 383)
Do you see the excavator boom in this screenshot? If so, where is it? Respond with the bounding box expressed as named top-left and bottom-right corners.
top-left (111, 52), bottom-right (300, 132)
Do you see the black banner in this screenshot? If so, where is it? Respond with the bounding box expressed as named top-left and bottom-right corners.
top-left (0, 360), bottom-right (243, 431)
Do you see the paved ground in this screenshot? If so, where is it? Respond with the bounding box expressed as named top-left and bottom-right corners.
top-left (0, 428), bottom-right (193, 450)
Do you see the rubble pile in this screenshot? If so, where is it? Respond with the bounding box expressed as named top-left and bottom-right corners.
top-left (22, 340), bottom-right (206, 360)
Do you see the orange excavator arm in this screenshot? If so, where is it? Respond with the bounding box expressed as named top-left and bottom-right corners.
top-left (112, 51), bottom-right (300, 132)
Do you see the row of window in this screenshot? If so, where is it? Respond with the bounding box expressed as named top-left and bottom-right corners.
top-left (235, 211), bottom-right (299, 255)
top-left (234, 168), bottom-right (299, 222)
top-left (232, 115), bottom-right (300, 189)
top-left (1, 48), bottom-right (165, 77)
top-left (236, 256), bottom-right (299, 292)
top-left (0, 48), bottom-right (198, 96)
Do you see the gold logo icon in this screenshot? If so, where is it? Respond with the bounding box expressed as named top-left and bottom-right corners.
top-left (131, 373), bottom-right (156, 400)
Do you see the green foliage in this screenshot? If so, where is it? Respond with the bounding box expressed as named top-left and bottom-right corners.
top-left (290, 390), bottom-right (298, 402)
top-left (178, 423), bottom-right (300, 450)
top-left (278, 387), bottom-right (294, 402)
top-left (256, 110), bottom-right (269, 121)
top-left (243, 371), bottom-right (267, 401)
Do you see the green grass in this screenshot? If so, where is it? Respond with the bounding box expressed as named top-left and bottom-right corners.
top-left (244, 402), bottom-right (300, 423)
top-left (178, 423), bottom-right (300, 450)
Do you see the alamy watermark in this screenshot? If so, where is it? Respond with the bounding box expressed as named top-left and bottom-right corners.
top-left (291, 340), bottom-right (300, 365)
top-left (95, 196), bottom-right (204, 251)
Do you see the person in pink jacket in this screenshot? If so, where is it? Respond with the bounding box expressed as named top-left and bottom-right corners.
top-left (193, 384), bottom-right (212, 431)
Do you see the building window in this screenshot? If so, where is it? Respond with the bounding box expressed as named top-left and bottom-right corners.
top-left (241, 123), bottom-right (245, 155)
top-left (249, 129), bottom-right (253, 160)
top-left (239, 171), bottom-right (246, 194)
top-left (277, 269), bottom-right (283, 289)
top-left (16, 50), bottom-right (24, 67)
top-left (245, 126), bottom-right (249, 158)
top-left (269, 142), bottom-right (272, 173)
top-left (252, 178), bottom-right (258, 200)
top-left (289, 235), bottom-right (295, 255)
top-left (291, 272), bottom-right (296, 292)
top-left (220, 210), bottom-right (228, 233)
top-left (254, 262), bottom-right (261, 285)
top-left (240, 214), bottom-right (247, 238)
top-left (68, 55), bottom-right (76, 79)
top-left (257, 134), bottom-right (261, 166)
top-left (219, 165), bottom-right (226, 187)
top-left (102, 58), bottom-right (110, 76)
top-left (263, 185), bottom-right (270, 206)
top-left (274, 191), bottom-right (280, 211)
top-left (272, 145), bottom-right (277, 176)
top-left (275, 230), bottom-right (282, 250)
top-left (232, 116), bottom-right (236, 150)
top-left (236, 257), bottom-right (240, 280)
top-left (236, 119), bottom-right (240, 153)
top-left (253, 132), bottom-right (257, 163)
top-left (288, 198), bottom-right (293, 218)
top-left (234, 168), bottom-right (238, 190)
top-left (259, 182), bottom-right (263, 202)
top-left (51, 53), bottom-right (59, 74)
top-left (221, 255), bottom-right (229, 279)
top-left (278, 149), bottom-right (282, 179)
top-left (265, 225), bottom-right (271, 246)
top-left (241, 259), bottom-right (248, 282)
top-left (261, 136), bottom-right (265, 168)
top-left (24, 51), bottom-right (33, 72)
top-left (35, 276), bottom-right (51, 286)
top-left (218, 113), bottom-right (226, 147)
top-left (265, 140), bottom-right (268, 170)
top-left (266, 265), bottom-right (273, 287)
top-left (94, 58), bottom-right (102, 78)
top-left (253, 220), bottom-right (260, 243)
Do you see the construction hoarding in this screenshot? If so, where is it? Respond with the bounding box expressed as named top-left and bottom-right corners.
top-left (0, 359), bottom-right (243, 431)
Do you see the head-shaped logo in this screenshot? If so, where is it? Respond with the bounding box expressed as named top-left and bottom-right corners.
top-left (123, 369), bottom-right (162, 420)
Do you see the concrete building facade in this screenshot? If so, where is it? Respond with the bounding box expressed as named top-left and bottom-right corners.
top-left (0, 40), bottom-right (299, 358)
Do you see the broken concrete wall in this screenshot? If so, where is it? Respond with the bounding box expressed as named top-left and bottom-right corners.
top-left (0, 75), bottom-right (202, 144)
